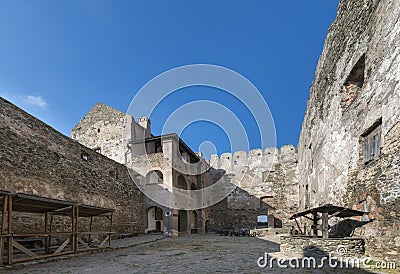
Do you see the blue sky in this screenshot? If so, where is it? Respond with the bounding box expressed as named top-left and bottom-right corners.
top-left (0, 1), bottom-right (339, 158)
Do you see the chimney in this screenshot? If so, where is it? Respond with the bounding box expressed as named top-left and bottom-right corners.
top-left (138, 117), bottom-right (151, 137)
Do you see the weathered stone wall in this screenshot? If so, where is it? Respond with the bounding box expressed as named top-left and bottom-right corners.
top-left (298, 0), bottom-right (400, 260)
top-left (0, 97), bottom-right (145, 234)
top-left (71, 102), bottom-right (127, 164)
top-left (208, 145), bottom-right (299, 230)
top-left (280, 236), bottom-right (365, 259)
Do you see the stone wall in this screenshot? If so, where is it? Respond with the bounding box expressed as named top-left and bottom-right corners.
top-left (71, 102), bottom-right (127, 164)
top-left (208, 145), bottom-right (299, 230)
top-left (280, 236), bottom-right (365, 259)
top-left (0, 97), bottom-right (145, 234)
top-left (297, 0), bottom-right (400, 260)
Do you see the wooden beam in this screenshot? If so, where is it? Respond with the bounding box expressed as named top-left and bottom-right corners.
top-left (44, 212), bottom-right (49, 254)
top-left (328, 211), bottom-right (342, 220)
top-left (98, 235), bottom-right (109, 248)
top-left (322, 212), bottom-right (329, 239)
top-left (109, 213), bottom-right (113, 247)
top-left (13, 240), bottom-right (37, 258)
top-left (294, 218), bottom-right (304, 235)
top-left (72, 205), bottom-right (78, 253)
top-left (313, 212), bottom-right (318, 237)
top-left (48, 214), bottom-right (53, 255)
top-left (7, 195), bottom-right (13, 265)
top-left (303, 215), bottom-right (314, 221)
top-left (54, 238), bottom-right (71, 255)
top-left (88, 216), bottom-right (93, 244)
top-left (77, 237), bottom-right (90, 249)
top-left (0, 195), bottom-right (8, 265)
top-left (75, 206), bottom-right (79, 252)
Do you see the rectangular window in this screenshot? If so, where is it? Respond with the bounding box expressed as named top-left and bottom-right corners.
top-left (81, 153), bottom-right (88, 161)
top-left (362, 119), bottom-right (382, 164)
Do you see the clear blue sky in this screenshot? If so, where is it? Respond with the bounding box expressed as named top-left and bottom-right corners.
top-left (0, 1), bottom-right (339, 158)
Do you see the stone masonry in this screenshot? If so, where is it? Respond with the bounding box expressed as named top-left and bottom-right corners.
top-left (208, 145), bottom-right (299, 230)
top-left (298, 0), bottom-right (400, 261)
top-left (71, 102), bottom-right (128, 164)
top-left (0, 97), bottom-right (145, 234)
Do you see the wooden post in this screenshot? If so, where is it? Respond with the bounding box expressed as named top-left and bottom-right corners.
top-left (108, 213), bottom-right (113, 247)
top-left (294, 218), bottom-right (303, 235)
top-left (0, 195), bottom-right (8, 265)
top-left (75, 206), bottom-right (79, 252)
top-left (72, 206), bottom-right (77, 253)
top-left (48, 214), bottom-right (53, 253)
top-left (44, 212), bottom-right (49, 254)
top-left (88, 216), bottom-right (93, 245)
top-left (313, 212), bottom-right (318, 237)
top-left (7, 195), bottom-right (12, 265)
top-left (322, 212), bottom-right (329, 239)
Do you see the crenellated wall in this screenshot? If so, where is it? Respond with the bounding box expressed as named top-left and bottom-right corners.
top-left (208, 145), bottom-right (299, 230)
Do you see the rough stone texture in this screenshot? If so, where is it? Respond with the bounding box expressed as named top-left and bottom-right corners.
top-left (71, 104), bottom-right (210, 236)
top-left (280, 236), bottom-right (366, 258)
top-left (0, 97), bottom-right (145, 234)
top-left (71, 102), bottom-right (128, 164)
top-left (70, 103), bottom-right (300, 234)
top-left (209, 145), bottom-right (299, 230)
top-left (298, 0), bottom-right (400, 261)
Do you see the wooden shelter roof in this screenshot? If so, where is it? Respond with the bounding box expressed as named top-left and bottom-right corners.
top-left (290, 204), bottom-right (368, 220)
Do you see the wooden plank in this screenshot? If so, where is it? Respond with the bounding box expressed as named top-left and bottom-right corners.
top-left (12, 251), bottom-right (74, 263)
top-left (98, 235), bottom-right (109, 248)
top-left (13, 240), bottom-right (37, 258)
top-left (12, 232), bottom-right (73, 237)
top-left (77, 237), bottom-right (90, 249)
top-left (54, 238), bottom-right (71, 255)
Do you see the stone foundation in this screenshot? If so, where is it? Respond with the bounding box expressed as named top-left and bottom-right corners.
top-left (280, 236), bottom-right (365, 258)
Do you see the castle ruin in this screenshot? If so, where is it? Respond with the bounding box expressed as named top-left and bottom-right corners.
top-left (0, 0), bottom-right (399, 264)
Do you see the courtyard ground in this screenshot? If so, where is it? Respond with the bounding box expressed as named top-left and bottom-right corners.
top-left (3, 234), bottom-right (391, 274)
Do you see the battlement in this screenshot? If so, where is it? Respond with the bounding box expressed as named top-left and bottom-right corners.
top-left (208, 145), bottom-right (297, 170)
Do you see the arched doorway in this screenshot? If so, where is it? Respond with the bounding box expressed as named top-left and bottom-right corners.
top-left (178, 210), bottom-right (187, 233)
top-left (146, 206), bottom-right (163, 233)
top-left (146, 170), bottom-right (163, 185)
top-left (177, 175), bottom-right (187, 190)
top-left (189, 210), bottom-right (198, 234)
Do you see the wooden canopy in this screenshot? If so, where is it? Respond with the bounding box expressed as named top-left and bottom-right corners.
top-left (290, 204), bottom-right (369, 239)
top-left (54, 204), bottom-right (114, 217)
top-left (7, 193), bottom-right (76, 214)
top-left (290, 204), bottom-right (368, 220)
top-left (0, 191), bottom-right (115, 265)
